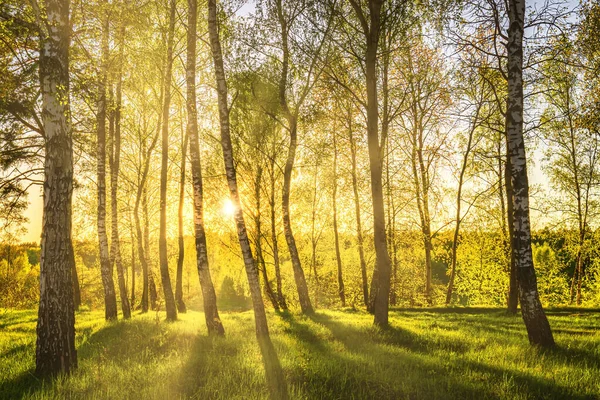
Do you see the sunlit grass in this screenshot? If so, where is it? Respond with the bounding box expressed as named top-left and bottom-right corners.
top-left (1, 307), bottom-right (599, 399)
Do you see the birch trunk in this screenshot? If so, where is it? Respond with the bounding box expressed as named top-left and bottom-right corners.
top-left (208, 0), bottom-right (269, 337)
top-left (332, 131), bottom-right (346, 307)
top-left (507, 0), bottom-right (554, 347)
top-left (158, 0), bottom-right (178, 321)
top-left (188, 0), bottom-right (224, 335)
top-left (505, 145), bottom-right (519, 313)
top-left (176, 122), bottom-right (189, 313)
top-left (97, 13), bottom-right (117, 321)
top-left (109, 27), bottom-right (131, 319)
top-left (35, 0), bottom-right (77, 375)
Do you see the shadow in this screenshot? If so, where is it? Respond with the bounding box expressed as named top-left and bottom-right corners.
top-left (452, 358), bottom-right (596, 400)
top-left (310, 312), bottom-right (470, 355)
top-left (257, 334), bottom-right (289, 400)
top-left (0, 369), bottom-right (44, 399)
top-left (389, 306), bottom-right (508, 315)
top-left (0, 342), bottom-right (31, 359)
top-left (177, 334), bottom-right (221, 398)
top-left (280, 312), bottom-right (499, 399)
top-left (304, 311), bottom-right (597, 400)
top-left (76, 318), bottom-right (170, 363)
top-left (543, 344), bottom-right (600, 371)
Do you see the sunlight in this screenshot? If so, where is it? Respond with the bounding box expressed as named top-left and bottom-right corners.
top-left (222, 198), bottom-right (236, 217)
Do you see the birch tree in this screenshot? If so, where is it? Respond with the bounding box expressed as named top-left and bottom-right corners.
top-left (506, 0), bottom-right (554, 347)
top-left (34, 0), bottom-right (77, 375)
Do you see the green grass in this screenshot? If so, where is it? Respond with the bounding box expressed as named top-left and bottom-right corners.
top-left (1, 307), bottom-right (599, 399)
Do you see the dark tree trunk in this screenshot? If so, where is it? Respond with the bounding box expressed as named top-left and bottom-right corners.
top-left (144, 186), bottom-right (158, 310)
top-left (71, 246), bottom-right (81, 310)
top-left (351, 0), bottom-right (392, 327)
top-left (134, 118), bottom-right (160, 313)
top-left (280, 91), bottom-right (313, 313)
top-left (348, 110), bottom-right (369, 308)
top-left (255, 166), bottom-right (280, 310)
top-left (275, 0), bottom-right (314, 313)
top-left (208, 0), bottom-right (270, 337)
top-left (97, 13), bottom-right (118, 321)
top-left (158, 0), bottom-right (178, 321)
top-left (130, 225), bottom-right (136, 308)
top-left (176, 123), bottom-right (189, 313)
top-left (332, 130), bottom-right (346, 307)
top-left (269, 157), bottom-right (287, 309)
top-left (385, 142), bottom-right (398, 306)
top-left (35, 0), bottom-right (77, 375)
top-left (309, 166), bottom-right (320, 307)
top-left (187, 0), bottom-right (224, 335)
top-left (505, 145), bottom-right (519, 314)
top-left (446, 102), bottom-right (480, 305)
top-left (109, 27), bottom-right (131, 319)
top-left (507, 0), bottom-right (554, 347)
top-left (410, 120), bottom-right (433, 305)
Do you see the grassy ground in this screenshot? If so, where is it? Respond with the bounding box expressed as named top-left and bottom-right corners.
top-left (1, 307), bottom-right (599, 399)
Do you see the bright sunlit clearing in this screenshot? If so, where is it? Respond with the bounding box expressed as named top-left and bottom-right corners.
top-left (222, 198), bottom-right (236, 217)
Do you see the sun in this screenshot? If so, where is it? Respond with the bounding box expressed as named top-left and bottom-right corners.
top-left (222, 198), bottom-right (236, 217)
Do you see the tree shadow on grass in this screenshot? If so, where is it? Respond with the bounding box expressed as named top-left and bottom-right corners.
top-left (1, 317), bottom-right (188, 399)
top-left (0, 369), bottom-right (44, 399)
top-left (303, 312), bottom-right (596, 400)
top-left (76, 318), bottom-right (177, 364)
top-left (279, 312), bottom-right (503, 399)
top-left (257, 334), bottom-right (289, 400)
top-left (179, 329), bottom-right (288, 399)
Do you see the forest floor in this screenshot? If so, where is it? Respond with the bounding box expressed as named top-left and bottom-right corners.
top-left (1, 307), bottom-right (599, 399)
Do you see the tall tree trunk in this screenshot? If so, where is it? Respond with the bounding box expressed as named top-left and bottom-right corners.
top-left (351, 0), bottom-right (392, 326)
top-left (275, 0), bottom-right (313, 314)
top-left (385, 141), bottom-right (398, 306)
top-left (576, 255), bottom-right (584, 305)
top-left (71, 246), bottom-right (81, 310)
top-left (269, 157), bottom-right (287, 309)
top-left (158, 0), bottom-right (178, 321)
top-left (507, 0), bottom-right (554, 347)
top-left (310, 165), bottom-right (320, 307)
top-left (187, 0), bottom-right (224, 335)
top-left (446, 102), bottom-right (481, 305)
top-left (208, 6), bottom-right (289, 395)
top-left (134, 149), bottom-right (150, 313)
top-left (144, 185), bottom-right (158, 309)
top-left (505, 145), bottom-right (519, 314)
top-left (109, 26), bottom-right (131, 319)
top-left (255, 166), bottom-right (279, 310)
top-left (97, 12), bottom-right (118, 321)
top-left (35, 0), bottom-right (77, 375)
top-left (208, 0), bottom-right (270, 337)
top-left (176, 121), bottom-right (189, 313)
top-left (130, 223), bottom-right (136, 308)
top-left (348, 107), bottom-right (369, 308)
top-left (416, 127), bottom-right (433, 305)
top-left (134, 115), bottom-right (160, 313)
top-left (332, 131), bottom-right (346, 307)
